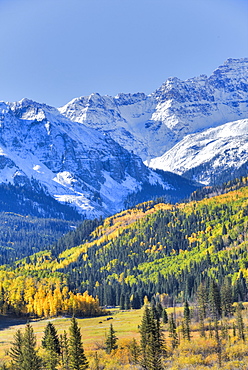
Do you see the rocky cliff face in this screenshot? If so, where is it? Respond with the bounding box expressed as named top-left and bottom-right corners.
top-left (0, 58), bottom-right (247, 217)
top-left (60, 58), bottom-right (248, 161)
top-left (0, 98), bottom-right (193, 217)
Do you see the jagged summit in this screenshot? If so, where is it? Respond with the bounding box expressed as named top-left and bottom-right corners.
top-left (0, 97), bottom-right (196, 218)
top-left (60, 58), bottom-right (248, 161)
top-left (0, 58), bottom-right (247, 217)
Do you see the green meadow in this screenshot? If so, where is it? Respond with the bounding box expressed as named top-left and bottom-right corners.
top-left (0, 308), bottom-right (144, 364)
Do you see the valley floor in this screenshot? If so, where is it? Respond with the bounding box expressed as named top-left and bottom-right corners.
top-left (1, 305), bottom-right (248, 369)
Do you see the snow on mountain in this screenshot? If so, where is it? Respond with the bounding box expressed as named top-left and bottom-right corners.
top-left (59, 92), bottom-right (156, 160)
top-left (60, 58), bottom-right (248, 161)
top-left (0, 98), bottom-right (192, 218)
top-left (148, 118), bottom-right (248, 185)
top-left (1, 58), bottom-right (247, 217)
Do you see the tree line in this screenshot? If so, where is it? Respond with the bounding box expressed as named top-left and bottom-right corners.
top-left (1, 293), bottom-right (247, 370)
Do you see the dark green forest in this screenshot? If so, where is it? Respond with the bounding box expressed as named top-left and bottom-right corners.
top-left (0, 176), bottom-right (247, 319)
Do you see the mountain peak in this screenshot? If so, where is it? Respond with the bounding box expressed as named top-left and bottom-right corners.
top-left (59, 58), bottom-right (248, 161)
top-left (0, 58), bottom-right (247, 217)
top-left (210, 57), bottom-right (248, 81)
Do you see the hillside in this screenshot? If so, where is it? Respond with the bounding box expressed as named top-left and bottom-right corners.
top-left (0, 181), bottom-right (248, 318)
top-left (0, 212), bottom-right (80, 265)
top-left (0, 182), bottom-right (83, 220)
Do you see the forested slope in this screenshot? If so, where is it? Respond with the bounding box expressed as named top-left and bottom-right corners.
top-left (0, 212), bottom-right (80, 265)
top-left (0, 181), bottom-right (248, 317)
top-left (0, 182), bottom-right (83, 264)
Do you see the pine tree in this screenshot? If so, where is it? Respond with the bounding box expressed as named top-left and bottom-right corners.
top-left (105, 323), bottom-right (118, 354)
top-left (236, 303), bottom-right (245, 342)
top-left (208, 320), bottom-right (213, 339)
top-left (140, 305), bottom-right (151, 369)
top-left (60, 331), bottom-right (70, 370)
top-left (42, 322), bottom-right (61, 370)
top-left (42, 322), bottom-right (60, 354)
top-left (119, 293), bottom-right (125, 310)
top-left (221, 280), bottom-right (233, 317)
top-left (129, 338), bottom-right (140, 365)
top-left (181, 320), bottom-right (186, 340)
top-left (69, 317), bottom-right (88, 370)
top-left (197, 283), bottom-right (207, 337)
top-left (162, 308), bottom-right (168, 324)
top-left (232, 322), bottom-right (236, 338)
top-left (8, 329), bottom-right (24, 369)
top-left (130, 293), bottom-right (141, 309)
top-left (22, 323), bottom-right (41, 370)
top-left (151, 304), bottom-right (159, 321)
top-left (139, 306), bottom-right (164, 370)
top-left (168, 313), bottom-right (178, 349)
top-left (208, 280), bottom-right (222, 365)
top-left (208, 280), bottom-right (222, 320)
top-left (183, 300), bottom-right (191, 341)
top-left (156, 302), bottom-right (163, 318)
top-left (212, 317), bottom-right (222, 367)
top-left (221, 320), bottom-right (228, 341)
top-left (221, 224), bottom-right (227, 235)
top-left (149, 307), bottom-right (164, 370)
top-left (124, 295), bottom-right (130, 310)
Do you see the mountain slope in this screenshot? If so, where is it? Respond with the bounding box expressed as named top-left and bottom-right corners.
top-left (149, 118), bottom-right (248, 185)
top-left (0, 58), bottom-right (247, 217)
top-left (0, 211), bottom-right (79, 265)
top-left (60, 58), bottom-right (248, 161)
top-left (0, 99), bottom-right (197, 218)
top-left (1, 183), bottom-right (248, 316)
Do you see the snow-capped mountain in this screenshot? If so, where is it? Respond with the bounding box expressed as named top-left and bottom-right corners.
top-left (0, 58), bottom-right (247, 217)
top-left (60, 58), bottom-right (248, 162)
top-left (59, 92), bottom-right (156, 160)
top-left (148, 118), bottom-right (248, 185)
top-left (0, 98), bottom-right (196, 218)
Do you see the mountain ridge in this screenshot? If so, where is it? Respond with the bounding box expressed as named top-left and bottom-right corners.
top-left (0, 97), bottom-right (198, 218)
top-left (149, 118), bottom-right (248, 185)
top-left (0, 57), bottom-right (247, 217)
top-left (60, 58), bottom-right (248, 161)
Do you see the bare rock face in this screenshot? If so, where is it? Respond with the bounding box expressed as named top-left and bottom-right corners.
top-left (0, 98), bottom-right (190, 218)
top-left (60, 58), bottom-right (248, 161)
top-left (1, 58), bottom-right (247, 216)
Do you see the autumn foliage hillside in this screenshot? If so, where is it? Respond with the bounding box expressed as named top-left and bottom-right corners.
top-left (0, 183), bottom-right (248, 318)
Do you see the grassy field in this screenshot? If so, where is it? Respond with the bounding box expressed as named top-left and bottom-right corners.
top-left (1, 306), bottom-right (248, 369)
top-left (0, 308), bottom-right (146, 363)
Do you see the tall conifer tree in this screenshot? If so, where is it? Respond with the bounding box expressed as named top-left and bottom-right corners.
top-left (105, 324), bottom-right (118, 354)
top-left (209, 280), bottom-right (222, 320)
top-left (60, 331), bottom-right (70, 370)
top-left (69, 317), bottom-right (88, 370)
top-left (168, 313), bottom-right (179, 349)
top-left (139, 306), bottom-right (164, 370)
top-left (9, 329), bottom-right (24, 369)
top-left (22, 323), bottom-right (41, 370)
top-left (42, 322), bottom-right (61, 370)
top-left (183, 300), bottom-right (191, 341)
top-left (236, 303), bottom-right (245, 342)
top-left (162, 308), bottom-right (168, 324)
top-left (197, 283), bottom-right (207, 337)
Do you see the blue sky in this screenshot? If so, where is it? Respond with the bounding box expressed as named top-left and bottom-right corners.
top-left (0, 0), bottom-right (247, 107)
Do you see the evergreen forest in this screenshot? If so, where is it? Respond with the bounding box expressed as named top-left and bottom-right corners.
top-left (0, 176), bottom-right (248, 368)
